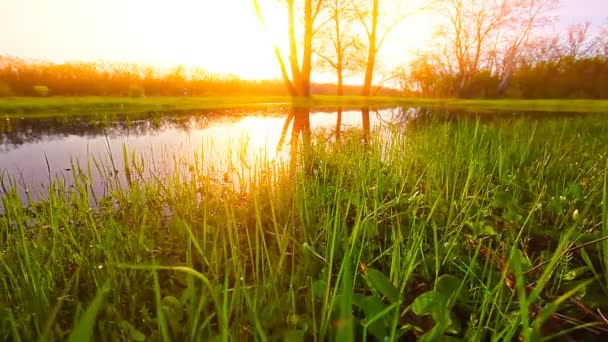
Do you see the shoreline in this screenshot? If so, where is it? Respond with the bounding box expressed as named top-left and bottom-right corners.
top-left (1, 96), bottom-right (608, 117)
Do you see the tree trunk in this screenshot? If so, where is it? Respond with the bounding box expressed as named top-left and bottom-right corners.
top-left (361, 108), bottom-right (370, 143)
top-left (337, 67), bottom-right (343, 96)
top-left (299, 0), bottom-right (314, 97)
top-left (287, 0), bottom-right (301, 92)
top-left (362, 0), bottom-right (378, 96)
top-left (497, 62), bottom-right (514, 96)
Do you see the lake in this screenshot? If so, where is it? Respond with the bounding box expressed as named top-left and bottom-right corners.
top-left (0, 107), bottom-right (418, 203)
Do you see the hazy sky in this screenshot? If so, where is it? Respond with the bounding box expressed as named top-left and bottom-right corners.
top-left (555, 0), bottom-right (607, 26)
top-left (0, 0), bottom-right (606, 80)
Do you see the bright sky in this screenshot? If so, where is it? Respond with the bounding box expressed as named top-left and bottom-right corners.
top-left (0, 0), bottom-right (606, 81)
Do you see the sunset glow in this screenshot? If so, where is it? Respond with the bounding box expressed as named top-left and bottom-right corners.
top-left (0, 0), bottom-right (605, 82)
top-left (0, 0), bottom-right (435, 81)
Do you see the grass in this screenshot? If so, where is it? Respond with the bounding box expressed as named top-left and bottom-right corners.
top-left (1, 96), bottom-right (608, 117)
top-left (2, 111), bottom-right (608, 340)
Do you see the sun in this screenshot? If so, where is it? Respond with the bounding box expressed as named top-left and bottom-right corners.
top-left (121, 0), bottom-right (289, 80)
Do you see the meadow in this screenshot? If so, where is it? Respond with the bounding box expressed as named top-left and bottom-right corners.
top-left (1, 109), bottom-right (608, 341)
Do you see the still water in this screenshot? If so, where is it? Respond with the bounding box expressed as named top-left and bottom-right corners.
top-left (0, 107), bottom-right (411, 202)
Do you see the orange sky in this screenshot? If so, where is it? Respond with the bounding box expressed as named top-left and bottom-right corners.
top-left (0, 0), bottom-right (434, 81)
top-left (0, 0), bottom-right (605, 82)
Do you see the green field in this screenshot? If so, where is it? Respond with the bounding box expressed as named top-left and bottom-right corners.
top-left (2, 112), bottom-right (608, 340)
top-left (1, 96), bottom-right (608, 117)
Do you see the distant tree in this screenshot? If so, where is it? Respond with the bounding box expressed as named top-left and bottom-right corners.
top-left (389, 65), bottom-right (409, 94)
top-left (495, 0), bottom-right (558, 94)
top-left (314, 0), bottom-right (364, 96)
top-left (595, 20), bottom-right (608, 57)
top-left (0, 55), bottom-right (293, 97)
top-left (432, 0), bottom-right (555, 97)
top-left (519, 34), bottom-right (562, 65)
top-left (353, 0), bottom-right (420, 96)
top-left (562, 22), bottom-right (595, 59)
top-left (433, 0), bottom-right (507, 97)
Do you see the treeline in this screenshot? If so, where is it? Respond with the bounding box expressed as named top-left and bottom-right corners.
top-left (403, 55), bottom-right (608, 99)
top-left (398, 1), bottom-right (608, 99)
top-left (0, 56), bottom-right (290, 97)
top-left (0, 56), bottom-right (400, 97)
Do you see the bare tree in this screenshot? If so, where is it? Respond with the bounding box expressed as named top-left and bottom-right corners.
top-left (253, 0), bottom-right (325, 97)
top-left (312, 0), bottom-right (363, 140)
top-left (435, 0), bottom-right (511, 96)
top-left (498, 0), bottom-right (559, 94)
top-left (496, 0), bottom-right (558, 94)
top-left (353, 0), bottom-right (424, 96)
top-left (563, 22), bottom-right (596, 58)
top-left (432, 0), bottom-right (555, 97)
top-left (254, 0), bottom-right (324, 151)
top-left (314, 0), bottom-right (364, 96)
top-left (595, 20), bottom-right (608, 57)
top-left (519, 34), bottom-right (562, 65)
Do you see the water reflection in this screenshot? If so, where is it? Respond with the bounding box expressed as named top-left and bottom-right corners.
top-left (0, 113), bottom-right (238, 151)
top-left (0, 107), bottom-right (404, 203)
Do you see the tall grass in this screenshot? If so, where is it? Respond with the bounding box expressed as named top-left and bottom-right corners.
top-left (2, 114), bottom-right (608, 340)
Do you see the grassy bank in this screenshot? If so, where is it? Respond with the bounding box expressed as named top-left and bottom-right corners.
top-left (2, 115), bottom-right (608, 340)
top-left (1, 96), bottom-right (608, 117)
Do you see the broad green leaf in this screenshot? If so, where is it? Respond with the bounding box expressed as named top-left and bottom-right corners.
top-left (352, 294), bottom-right (389, 321)
top-left (436, 275), bottom-right (463, 300)
top-left (412, 291), bottom-right (447, 323)
top-left (366, 268), bottom-right (400, 302)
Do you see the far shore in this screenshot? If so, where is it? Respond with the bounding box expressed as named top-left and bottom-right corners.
top-left (1, 96), bottom-right (608, 117)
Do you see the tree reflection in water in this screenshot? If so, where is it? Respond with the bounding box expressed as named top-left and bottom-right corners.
top-left (0, 112), bottom-right (239, 151)
top-left (277, 106), bottom-right (373, 174)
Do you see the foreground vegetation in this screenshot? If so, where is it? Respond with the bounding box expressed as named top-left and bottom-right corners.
top-left (2, 113), bottom-right (608, 341)
top-left (2, 96), bottom-right (608, 117)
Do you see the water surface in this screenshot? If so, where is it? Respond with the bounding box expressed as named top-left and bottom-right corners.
top-left (1, 107), bottom-right (412, 202)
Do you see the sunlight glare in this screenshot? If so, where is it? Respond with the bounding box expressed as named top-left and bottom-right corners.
top-left (122, 0), bottom-right (288, 80)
